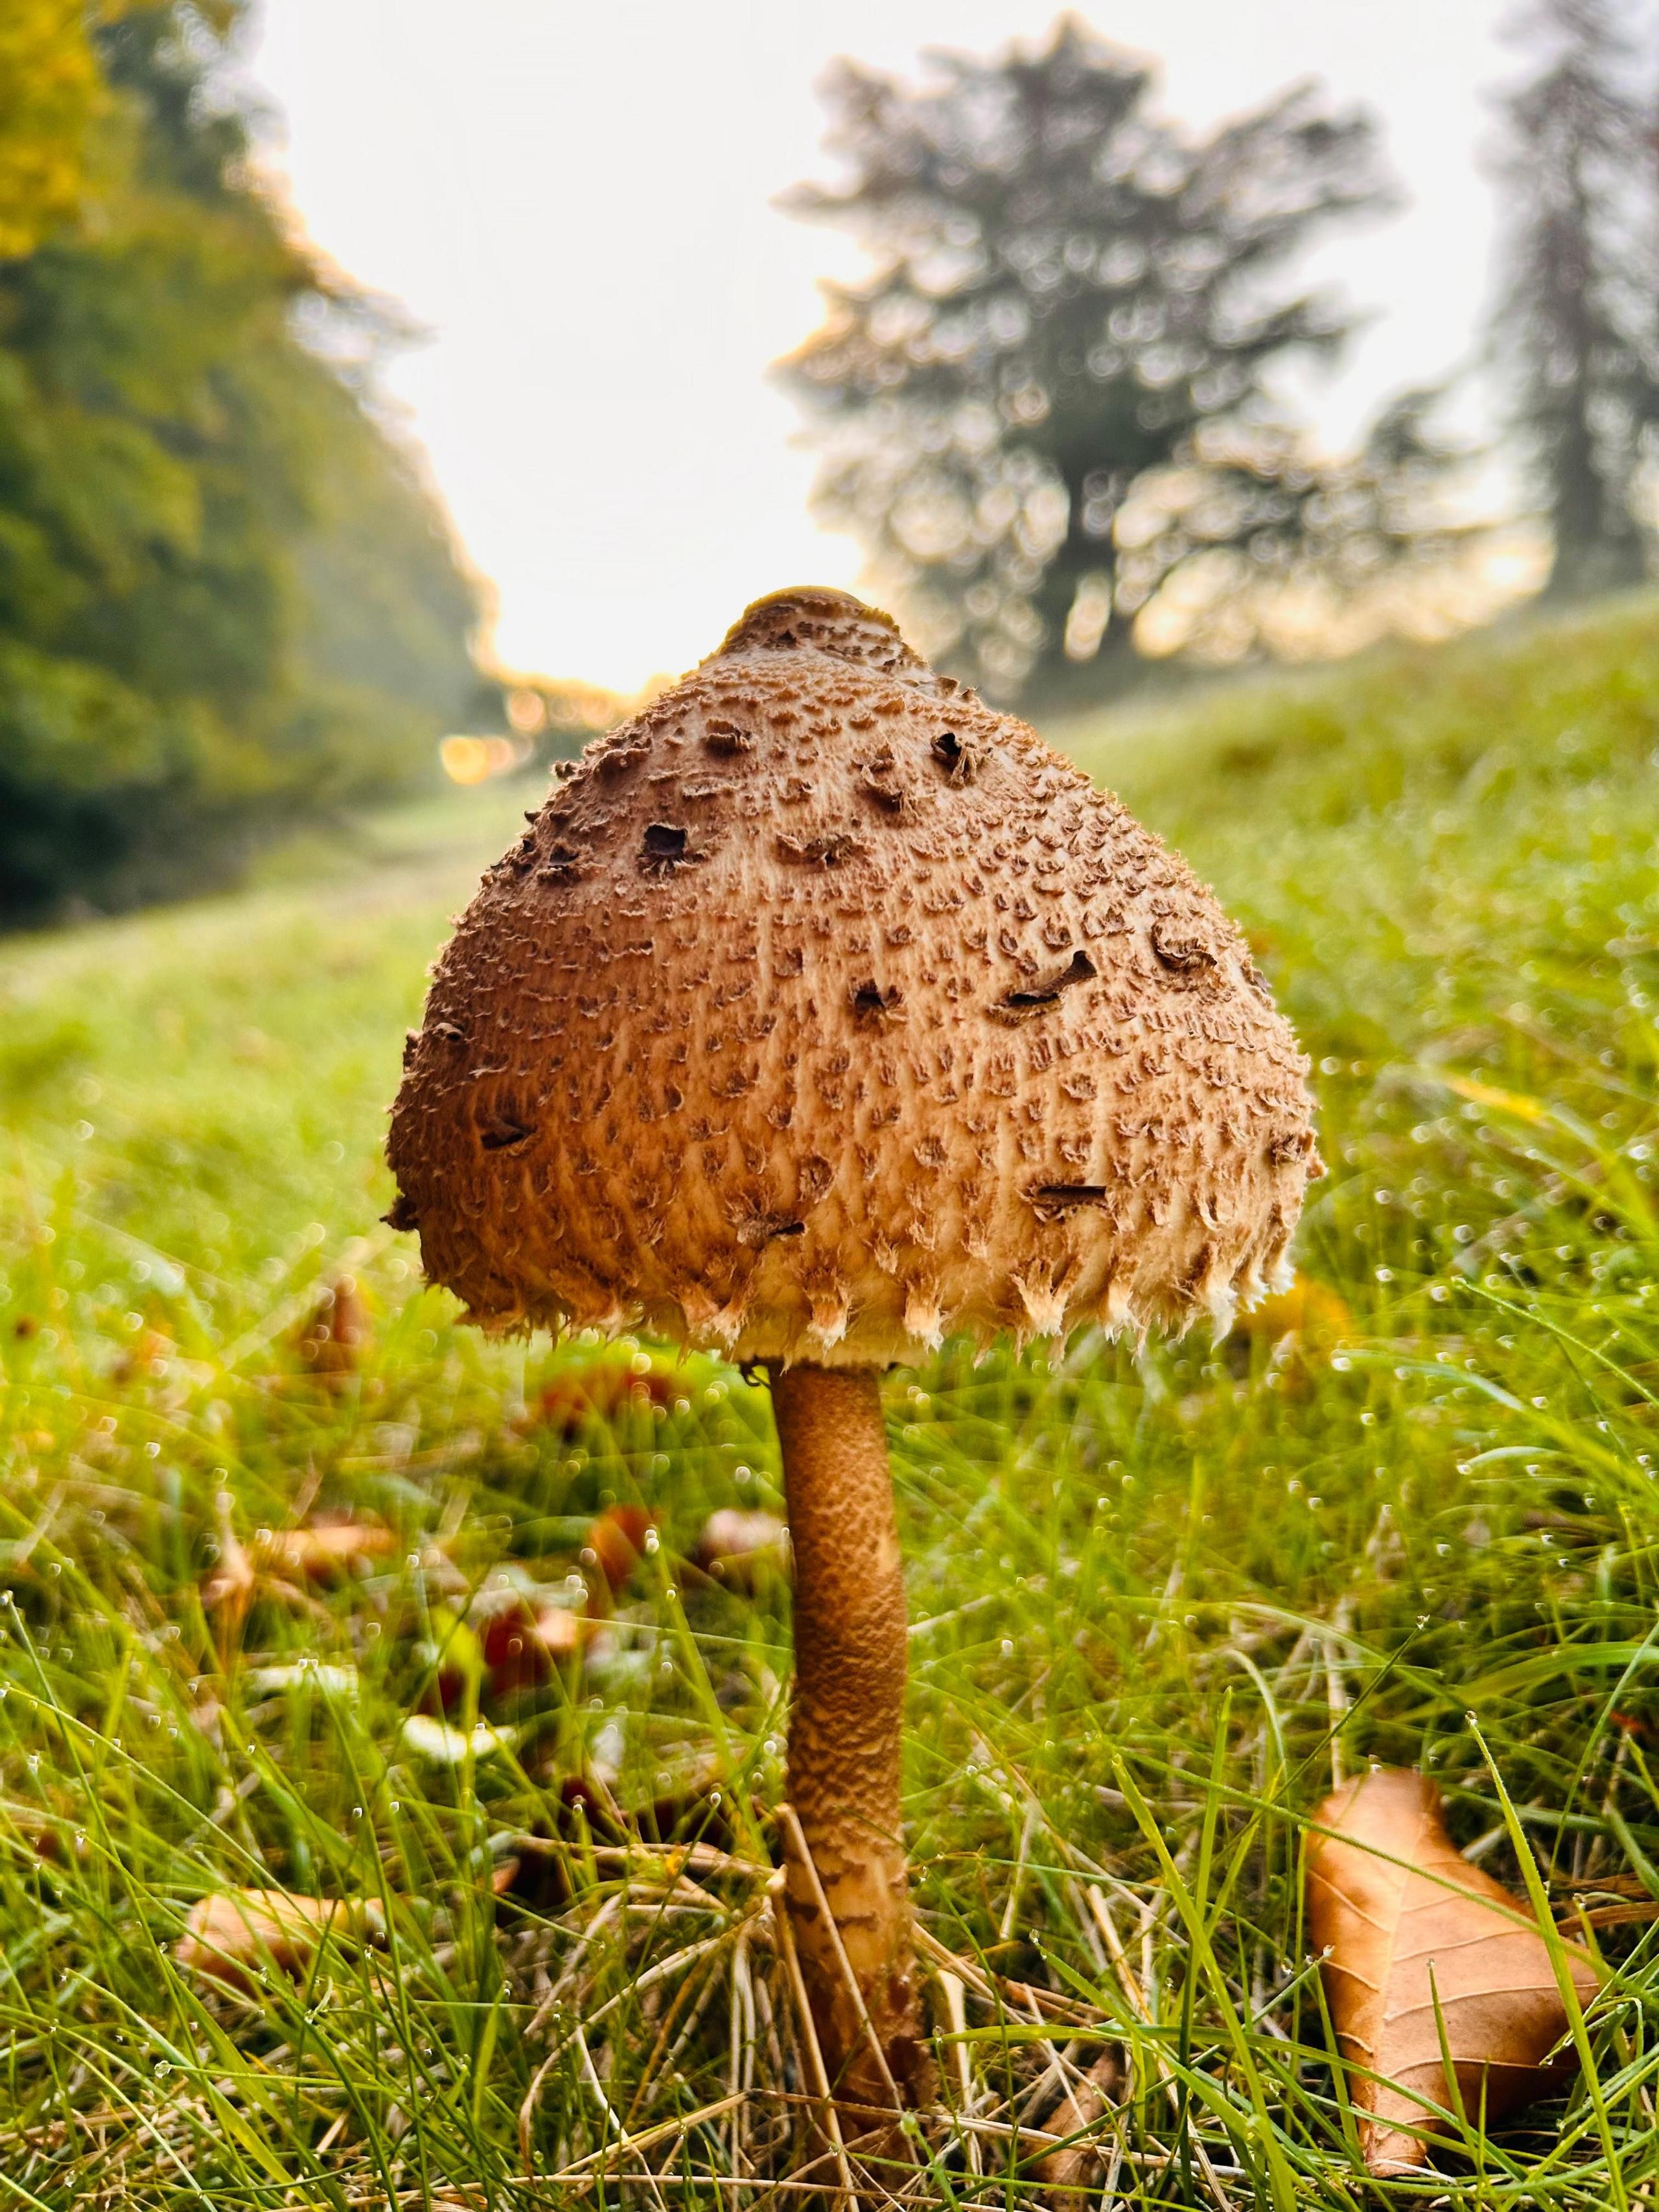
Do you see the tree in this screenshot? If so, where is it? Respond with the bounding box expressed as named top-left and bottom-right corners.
top-left (1112, 386), bottom-right (1483, 664)
top-left (1487, 0), bottom-right (1659, 599)
top-left (778, 17), bottom-right (1401, 703)
top-left (0, 3), bottom-right (487, 925)
top-left (0, 0), bottom-right (115, 261)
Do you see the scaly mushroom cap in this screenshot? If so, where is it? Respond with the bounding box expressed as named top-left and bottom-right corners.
top-left (388, 588), bottom-right (1321, 1364)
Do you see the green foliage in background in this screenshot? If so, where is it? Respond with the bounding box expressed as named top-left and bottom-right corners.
top-left (1488, 0), bottom-right (1659, 601)
top-left (0, 596), bottom-right (1655, 2198)
top-left (780, 20), bottom-right (1467, 708)
top-left (0, 2), bottom-right (488, 927)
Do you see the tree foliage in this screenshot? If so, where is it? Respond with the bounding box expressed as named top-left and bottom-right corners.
top-left (779, 18), bottom-right (1447, 703)
top-left (0, 2), bottom-right (487, 925)
top-left (1487, 0), bottom-right (1659, 599)
top-left (0, 0), bottom-right (113, 261)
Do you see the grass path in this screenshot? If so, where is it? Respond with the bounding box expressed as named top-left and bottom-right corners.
top-left (1, 596), bottom-right (1657, 2204)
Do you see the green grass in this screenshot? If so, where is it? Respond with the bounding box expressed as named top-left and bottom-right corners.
top-left (1, 592), bottom-right (1658, 2206)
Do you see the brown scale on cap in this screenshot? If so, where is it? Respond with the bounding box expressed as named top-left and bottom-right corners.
top-left (388, 585), bottom-right (1320, 1367)
top-left (387, 585), bottom-right (1321, 2144)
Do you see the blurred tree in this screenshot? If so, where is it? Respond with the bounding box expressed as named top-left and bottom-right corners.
top-left (1111, 386), bottom-right (1481, 665)
top-left (1487, 0), bottom-right (1659, 598)
top-left (0, 1), bottom-right (113, 260)
top-left (0, 3), bottom-right (487, 925)
top-left (779, 17), bottom-right (1428, 703)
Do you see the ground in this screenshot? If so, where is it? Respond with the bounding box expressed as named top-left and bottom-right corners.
top-left (0, 591), bottom-right (1656, 2207)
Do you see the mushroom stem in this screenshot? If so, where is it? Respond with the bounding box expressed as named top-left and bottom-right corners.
top-left (769, 1363), bottom-right (933, 2117)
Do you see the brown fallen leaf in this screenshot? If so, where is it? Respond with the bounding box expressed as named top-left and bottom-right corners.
top-left (691, 1507), bottom-right (789, 1588)
top-left (583, 1504), bottom-right (653, 1600)
top-left (1035, 2049), bottom-right (1124, 2200)
top-left (293, 1275), bottom-right (371, 1378)
top-left (533, 1357), bottom-right (675, 1438)
top-left (175, 1887), bottom-right (376, 1994)
top-left (255, 1520), bottom-right (396, 1580)
top-left (1307, 1767), bottom-right (1599, 2173)
top-left (476, 1590), bottom-right (593, 1693)
top-left (201, 1494), bottom-right (256, 1646)
top-left (494, 1766), bottom-right (741, 1911)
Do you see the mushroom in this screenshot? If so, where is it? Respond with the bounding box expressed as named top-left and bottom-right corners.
top-left (387, 586), bottom-right (1321, 2121)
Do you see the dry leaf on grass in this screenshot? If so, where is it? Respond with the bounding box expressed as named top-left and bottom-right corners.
top-left (255, 1520), bottom-right (395, 1579)
top-left (477, 1590), bottom-right (594, 1692)
top-left (1035, 2049), bottom-right (1124, 2200)
top-left (400, 1713), bottom-right (519, 1765)
top-left (1307, 1767), bottom-right (1599, 2173)
top-left (583, 1504), bottom-right (653, 1599)
top-left (691, 1508), bottom-right (789, 1588)
top-left (292, 1275), bottom-right (370, 1377)
top-left (175, 1888), bottom-right (377, 1993)
top-left (533, 1358), bottom-right (675, 1437)
top-left (200, 1495), bottom-right (256, 1637)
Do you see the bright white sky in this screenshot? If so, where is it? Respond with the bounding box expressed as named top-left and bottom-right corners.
top-left (245, 1), bottom-right (1512, 694)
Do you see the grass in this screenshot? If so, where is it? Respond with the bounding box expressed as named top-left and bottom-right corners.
top-left (1, 588), bottom-right (1658, 2206)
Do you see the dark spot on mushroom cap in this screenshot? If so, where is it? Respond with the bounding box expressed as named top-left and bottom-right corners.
top-left (1151, 925), bottom-right (1218, 974)
top-left (993, 948), bottom-right (1097, 1019)
top-left (598, 741), bottom-right (649, 777)
top-left (480, 1112), bottom-right (535, 1152)
top-left (642, 823), bottom-right (703, 874)
top-left (734, 1213), bottom-right (807, 1248)
top-left (1027, 1183), bottom-right (1113, 1221)
top-left (932, 730), bottom-right (978, 782)
top-left (851, 980), bottom-right (903, 1025)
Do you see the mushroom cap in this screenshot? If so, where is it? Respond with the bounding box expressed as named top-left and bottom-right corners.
top-left (388, 587), bottom-right (1320, 1365)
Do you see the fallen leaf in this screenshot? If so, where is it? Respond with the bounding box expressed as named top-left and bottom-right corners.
top-left (243, 1662), bottom-right (359, 1699)
top-left (400, 1714), bottom-right (518, 1765)
top-left (691, 1508), bottom-right (789, 1589)
top-left (533, 1356), bottom-right (675, 1437)
top-left (256, 1520), bottom-right (395, 1580)
top-left (1036, 2049), bottom-right (1124, 2200)
top-left (292, 1275), bottom-right (370, 1377)
top-left (175, 1888), bottom-right (373, 1993)
top-left (493, 1765), bottom-right (739, 1910)
top-left (476, 1591), bottom-right (592, 1694)
top-left (201, 1493), bottom-right (255, 1646)
top-left (112, 1325), bottom-right (174, 1384)
top-left (583, 1504), bottom-right (653, 1599)
top-left (1307, 1767), bottom-right (1599, 2173)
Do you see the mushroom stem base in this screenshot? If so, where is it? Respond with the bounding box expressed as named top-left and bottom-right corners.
top-left (770, 1362), bottom-right (933, 2121)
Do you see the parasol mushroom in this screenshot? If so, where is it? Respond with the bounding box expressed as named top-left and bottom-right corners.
top-left (386, 585), bottom-right (1320, 2123)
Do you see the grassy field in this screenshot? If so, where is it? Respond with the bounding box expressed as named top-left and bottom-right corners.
top-left (1, 590), bottom-right (1658, 2207)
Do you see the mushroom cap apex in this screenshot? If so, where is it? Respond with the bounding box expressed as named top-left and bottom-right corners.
top-left (713, 586), bottom-right (923, 675)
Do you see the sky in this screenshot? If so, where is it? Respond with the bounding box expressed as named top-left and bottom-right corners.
top-left (245, 1), bottom-right (1514, 695)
